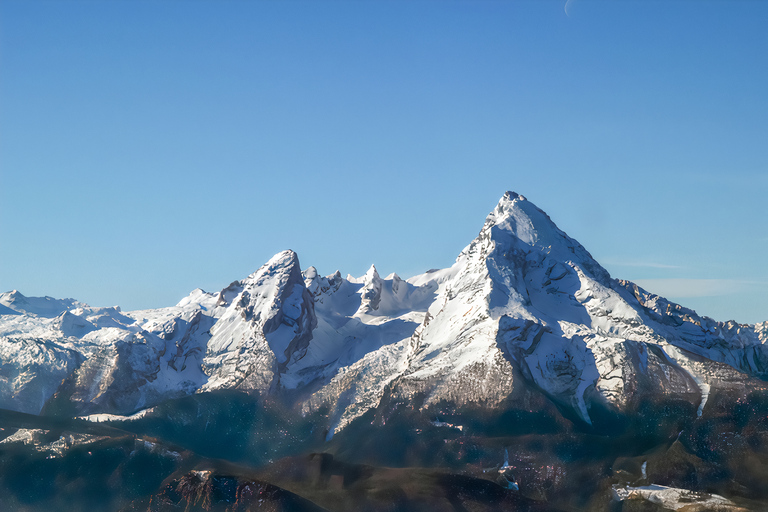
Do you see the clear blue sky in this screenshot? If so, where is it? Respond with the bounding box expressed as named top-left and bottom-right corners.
top-left (1, 0), bottom-right (766, 324)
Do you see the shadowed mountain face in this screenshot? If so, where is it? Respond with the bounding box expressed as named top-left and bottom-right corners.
top-left (2, 192), bottom-right (767, 511)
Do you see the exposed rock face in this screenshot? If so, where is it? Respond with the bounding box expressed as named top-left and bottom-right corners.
top-left (202, 250), bottom-right (317, 393)
top-left (357, 265), bottom-right (383, 314)
top-left (1, 192), bottom-right (766, 433)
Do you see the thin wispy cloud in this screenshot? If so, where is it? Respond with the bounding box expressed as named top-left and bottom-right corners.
top-left (602, 260), bottom-right (683, 270)
top-left (564, 0), bottom-right (574, 17)
top-left (633, 279), bottom-right (768, 299)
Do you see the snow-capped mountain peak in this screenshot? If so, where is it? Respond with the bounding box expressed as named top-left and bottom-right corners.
top-left (478, 191), bottom-right (610, 281)
top-left (483, 191), bottom-right (540, 246)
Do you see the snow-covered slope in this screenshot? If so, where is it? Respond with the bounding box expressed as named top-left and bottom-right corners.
top-left (1, 192), bottom-right (766, 433)
top-left (306, 192), bottom-right (768, 431)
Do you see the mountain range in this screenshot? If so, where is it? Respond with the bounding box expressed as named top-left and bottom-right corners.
top-left (2, 191), bottom-right (767, 511)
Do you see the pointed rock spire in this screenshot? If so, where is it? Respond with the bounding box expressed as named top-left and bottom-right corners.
top-left (364, 264), bottom-right (380, 282)
top-left (358, 264), bottom-right (383, 313)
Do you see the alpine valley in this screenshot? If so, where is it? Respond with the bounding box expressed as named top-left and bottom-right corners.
top-left (2, 192), bottom-right (767, 511)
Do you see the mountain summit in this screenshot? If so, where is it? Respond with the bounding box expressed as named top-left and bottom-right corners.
top-left (1, 192), bottom-right (766, 431)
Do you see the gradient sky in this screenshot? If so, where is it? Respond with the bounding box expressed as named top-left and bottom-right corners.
top-left (1, 0), bottom-right (766, 324)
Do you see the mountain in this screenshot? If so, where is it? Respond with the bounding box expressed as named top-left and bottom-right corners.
top-left (2, 191), bottom-right (768, 511)
top-left (2, 191), bottom-right (765, 426)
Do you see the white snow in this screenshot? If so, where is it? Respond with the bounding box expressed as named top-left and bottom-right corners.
top-left (612, 484), bottom-right (736, 510)
top-left (78, 407), bottom-right (155, 422)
